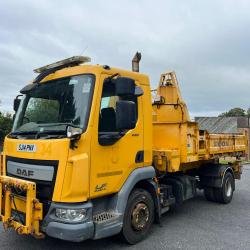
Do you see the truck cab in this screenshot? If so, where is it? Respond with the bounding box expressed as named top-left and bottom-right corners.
top-left (1, 56), bottom-right (154, 242)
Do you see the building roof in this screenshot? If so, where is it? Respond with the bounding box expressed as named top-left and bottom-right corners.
top-left (195, 117), bottom-right (239, 133)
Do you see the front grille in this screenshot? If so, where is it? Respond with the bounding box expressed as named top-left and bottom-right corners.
top-left (6, 156), bottom-right (58, 216)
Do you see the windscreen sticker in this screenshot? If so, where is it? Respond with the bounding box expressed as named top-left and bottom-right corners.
top-left (69, 79), bottom-right (78, 85)
top-left (82, 82), bottom-right (91, 93)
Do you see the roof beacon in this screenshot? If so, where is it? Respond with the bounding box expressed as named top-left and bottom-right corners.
top-left (34, 56), bottom-right (91, 74)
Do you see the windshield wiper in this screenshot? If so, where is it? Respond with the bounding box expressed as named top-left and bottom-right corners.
top-left (10, 131), bottom-right (39, 136)
top-left (34, 130), bottom-right (67, 139)
top-left (9, 130), bottom-right (67, 139)
top-left (37, 123), bottom-right (81, 128)
top-left (8, 130), bottom-right (39, 139)
top-left (9, 124), bottom-right (81, 139)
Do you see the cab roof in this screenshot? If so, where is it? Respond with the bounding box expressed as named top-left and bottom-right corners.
top-left (38, 64), bottom-right (149, 86)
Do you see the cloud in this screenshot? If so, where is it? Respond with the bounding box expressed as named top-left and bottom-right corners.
top-left (0, 0), bottom-right (249, 115)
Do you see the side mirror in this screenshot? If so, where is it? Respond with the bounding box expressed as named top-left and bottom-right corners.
top-left (114, 77), bottom-right (144, 97)
top-left (13, 95), bottom-right (22, 112)
top-left (115, 77), bottom-right (135, 96)
top-left (116, 100), bottom-right (136, 130)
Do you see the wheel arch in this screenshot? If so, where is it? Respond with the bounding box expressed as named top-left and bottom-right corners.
top-left (199, 163), bottom-right (235, 189)
top-left (133, 179), bottom-right (161, 223)
top-left (92, 166), bottom-right (159, 239)
top-left (222, 167), bottom-right (235, 190)
top-left (115, 166), bottom-right (159, 219)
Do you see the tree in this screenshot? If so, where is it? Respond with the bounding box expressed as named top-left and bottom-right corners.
top-left (219, 107), bottom-right (246, 117)
top-left (0, 112), bottom-right (13, 143)
top-left (0, 100), bottom-right (13, 143)
top-left (247, 108), bottom-right (250, 118)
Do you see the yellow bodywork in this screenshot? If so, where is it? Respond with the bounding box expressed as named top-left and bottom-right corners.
top-left (0, 64), bottom-right (153, 235)
top-left (0, 64), bottom-right (247, 237)
top-left (2, 65), bottom-right (152, 202)
top-left (152, 71), bottom-right (248, 174)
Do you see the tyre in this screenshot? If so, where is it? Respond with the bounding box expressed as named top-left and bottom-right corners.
top-left (213, 172), bottom-right (234, 204)
top-left (204, 187), bottom-right (216, 202)
top-left (121, 188), bottom-right (154, 244)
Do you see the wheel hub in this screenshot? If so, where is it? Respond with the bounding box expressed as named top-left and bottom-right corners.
top-left (131, 202), bottom-right (149, 231)
top-left (225, 178), bottom-right (232, 197)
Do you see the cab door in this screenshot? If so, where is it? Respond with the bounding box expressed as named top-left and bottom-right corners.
top-left (90, 74), bottom-right (144, 198)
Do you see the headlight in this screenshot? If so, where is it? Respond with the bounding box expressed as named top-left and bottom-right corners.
top-left (55, 208), bottom-right (87, 222)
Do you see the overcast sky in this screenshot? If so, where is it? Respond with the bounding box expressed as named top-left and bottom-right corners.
top-left (0, 0), bottom-right (249, 117)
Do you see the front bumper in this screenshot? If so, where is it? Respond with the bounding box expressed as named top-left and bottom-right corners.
top-left (0, 176), bottom-right (120, 242)
top-left (0, 175), bottom-right (94, 242)
top-left (45, 221), bottom-right (94, 242)
top-left (41, 202), bottom-right (94, 242)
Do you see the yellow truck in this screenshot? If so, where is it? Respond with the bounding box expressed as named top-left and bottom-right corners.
top-left (0, 55), bottom-right (248, 244)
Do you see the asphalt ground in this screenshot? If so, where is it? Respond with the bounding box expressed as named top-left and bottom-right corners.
top-left (0, 164), bottom-right (250, 250)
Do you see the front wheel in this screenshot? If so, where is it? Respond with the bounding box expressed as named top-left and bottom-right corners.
top-left (121, 189), bottom-right (154, 244)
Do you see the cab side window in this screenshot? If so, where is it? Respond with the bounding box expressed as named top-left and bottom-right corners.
top-left (99, 96), bottom-right (119, 132)
top-left (98, 80), bottom-right (138, 133)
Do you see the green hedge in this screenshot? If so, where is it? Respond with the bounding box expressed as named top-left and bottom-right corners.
top-left (0, 112), bottom-right (13, 143)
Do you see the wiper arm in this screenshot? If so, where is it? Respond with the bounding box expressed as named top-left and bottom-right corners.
top-left (35, 130), bottom-right (67, 139)
top-left (10, 131), bottom-right (39, 135)
top-left (9, 124), bottom-right (81, 139)
top-left (8, 130), bottom-right (39, 139)
top-left (37, 123), bottom-right (81, 128)
top-left (10, 129), bottom-right (66, 137)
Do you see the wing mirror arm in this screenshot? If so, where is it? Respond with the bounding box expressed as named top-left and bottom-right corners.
top-left (67, 126), bottom-right (83, 149)
top-left (13, 95), bottom-right (23, 112)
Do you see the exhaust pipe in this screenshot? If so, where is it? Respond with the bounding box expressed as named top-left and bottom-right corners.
top-left (132, 52), bottom-right (141, 72)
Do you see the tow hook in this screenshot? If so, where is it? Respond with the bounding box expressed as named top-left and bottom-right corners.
top-left (16, 225), bottom-right (24, 234)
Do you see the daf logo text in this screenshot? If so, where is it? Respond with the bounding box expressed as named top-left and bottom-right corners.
top-left (16, 168), bottom-right (34, 177)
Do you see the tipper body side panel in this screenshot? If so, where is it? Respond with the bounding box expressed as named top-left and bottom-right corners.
top-left (152, 71), bottom-right (247, 174)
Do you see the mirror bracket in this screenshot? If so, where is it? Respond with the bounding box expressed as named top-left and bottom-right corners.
top-left (67, 126), bottom-right (83, 149)
top-left (13, 95), bottom-right (23, 112)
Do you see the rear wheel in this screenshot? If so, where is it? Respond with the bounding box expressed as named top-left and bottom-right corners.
top-left (204, 187), bottom-right (216, 202)
top-left (214, 172), bottom-right (234, 204)
top-left (121, 189), bottom-right (154, 244)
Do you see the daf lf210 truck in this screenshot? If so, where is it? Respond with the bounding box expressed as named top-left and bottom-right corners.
top-left (0, 55), bottom-right (247, 244)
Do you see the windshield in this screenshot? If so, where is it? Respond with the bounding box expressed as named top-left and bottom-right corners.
top-left (12, 74), bottom-right (95, 136)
